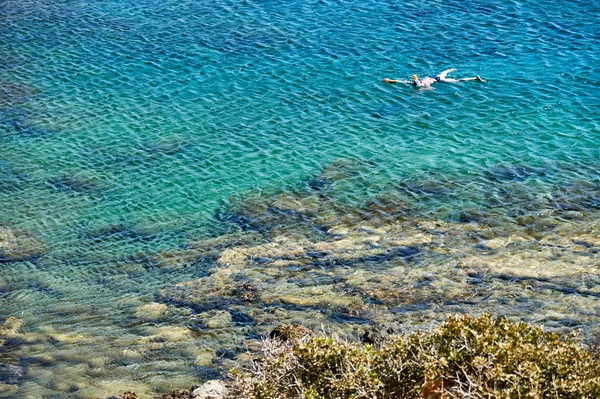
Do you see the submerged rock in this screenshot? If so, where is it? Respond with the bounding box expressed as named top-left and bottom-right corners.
top-left (0, 317), bottom-right (24, 339)
top-left (159, 389), bottom-right (193, 399)
top-left (0, 226), bottom-right (45, 262)
top-left (192, 380), bottom-right (229, 399)
top-left (134, 303), bottom-right (169, 320)
top-left (0, 363), bottom-right (24, 384)
top-left (202, 310), bottom-right (233, 329)
top-left (162, 202), bottom-right (600, 343)
top-left (361, 322), bottom-right (407, 345)
top-left (150, 234), bottom-right (258, 272)
top-left (269, 324), bottom-right (312, 342)
top-left (0, 382), bottom-right (19, 398)
top-left (95, 381), bottom-right (229, 399)
top-left (159, 278), bottom-right (262, 313)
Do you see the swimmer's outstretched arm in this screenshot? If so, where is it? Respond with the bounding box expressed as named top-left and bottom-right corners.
top-left (436, 69), bottom-right (485, 83)
top-left (382, 78), bottom-right (413, 84)
top-left (441, 75), bottom-right (486, 83)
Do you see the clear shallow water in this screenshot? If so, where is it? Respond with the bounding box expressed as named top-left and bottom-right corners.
top-left (1, 0), bottom-right (599, 397)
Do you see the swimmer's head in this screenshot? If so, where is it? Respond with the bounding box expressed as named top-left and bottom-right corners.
top-left (412, 75), bottom-right (418, 81)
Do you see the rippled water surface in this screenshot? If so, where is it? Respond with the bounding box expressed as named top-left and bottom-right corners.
top-left (1, 0), bottom-right (599, 397)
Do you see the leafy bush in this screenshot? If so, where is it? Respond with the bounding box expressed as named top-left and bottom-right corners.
top-left (231, 314), bottom-right (600, 398)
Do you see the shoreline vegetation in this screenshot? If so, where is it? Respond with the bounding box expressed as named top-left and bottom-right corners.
top-left (93, 314), bottom-right (600, 399)
top-left (233, 314), bottom-right (600, 398)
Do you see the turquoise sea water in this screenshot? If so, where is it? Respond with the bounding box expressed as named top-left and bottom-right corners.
top-left (1, 0), bottom-right (599, 397)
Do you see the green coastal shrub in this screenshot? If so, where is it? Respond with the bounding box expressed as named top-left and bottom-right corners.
top-left (231, 314), bottom-right (600, 399)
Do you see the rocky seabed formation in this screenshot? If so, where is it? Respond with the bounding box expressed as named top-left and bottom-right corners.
top-left (1, 161), bottom-right (600, 398)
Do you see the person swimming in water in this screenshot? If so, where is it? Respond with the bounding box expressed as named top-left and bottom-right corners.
top-left (383, 68), bottom-right (484, 87)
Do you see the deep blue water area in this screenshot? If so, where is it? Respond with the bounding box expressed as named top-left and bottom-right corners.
top-left (1, 0), bottom-right (599, 396)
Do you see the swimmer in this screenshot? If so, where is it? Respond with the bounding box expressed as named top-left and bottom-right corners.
top-left (383, 69), bottom-right (485, 87)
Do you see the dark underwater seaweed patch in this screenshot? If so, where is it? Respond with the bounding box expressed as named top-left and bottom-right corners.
top-left (397, 177), bottom-right (455, 198)
top-left (0, 81), bottom-right (36, 108)
top-left (457, 209), bottom-right (493, 224)
top-left (303, 176), bottom-right (333, 191)
top-left (13, 123), bottom-right (56, 138)
top-left (329, 310), bottom-right (370, 324)
top-left (81, 222), bottom-right (161, 244)
top-left (181, 253), bottom-right (221, 270)
top-left (485, 184), bottom-right (546, 214)
top-left (46, 174), bottom-right (105, 196)
top-left (121, 253), bottom-right (162, 271)
top-left (267, 302), bottom-right (371, 326)
top-left (484, 163), bottom-right (535, 183)
top-left (266, 205), bottom-right (314, 221)
top-left (362, 195), bottom-right (413, 223)
top-left (473, 243), bottom-right (494, 253)
top-left (306, 158), bottom-right (370, 187)
top-left (550, 182), bottom-right (600, 212)
top-left (193, 365), bottom-right (223, 381)
top-left (214, 200), bottom-right (330, 240)
top-left (31, 281), bottom-right (64, 298)
top-left (274, 244), bottom-right (422, 271)
top-left (0, 161), bottom-right (28, 193)
top-left (214, 209), bottom-right (261, 232)
top-left (289, 275), bottom-right (341, 288)
top-left (250, 256), bottom-right (272, 265)
top-left (469, 272), bottom-right (600, 299)
top-left (215, 348), bottom-right (237, 360)
top-left (573, 240), bottom-right (593, 248)
top-left (0, 108), bottom-right (58, 138)
top-left (229, 310), bottom-right (255, 325)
